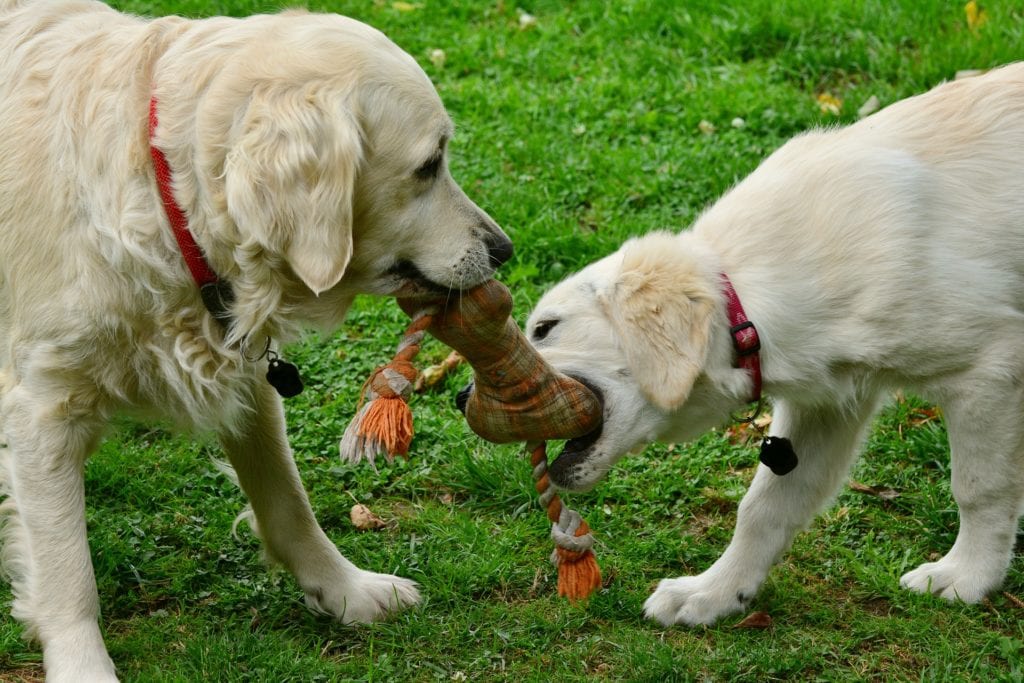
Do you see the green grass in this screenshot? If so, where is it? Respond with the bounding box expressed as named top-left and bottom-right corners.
top-left (3, 1), bottom-right (1024, 681)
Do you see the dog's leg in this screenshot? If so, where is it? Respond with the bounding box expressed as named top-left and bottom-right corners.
top-left (1, 383), bottom-right (114, 682)
top-left (899, 377), bottom-right (1024, 602)
top-left (643, 394), bottom-right (881, 626)
top-left (218, 381), bottom-right (420, 623)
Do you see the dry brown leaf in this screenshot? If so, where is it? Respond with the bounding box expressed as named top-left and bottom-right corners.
top-left (723, 411), bottom-right (772, 445)
top-left (350, 503), bottom-right (387, 530)
top-left (908, 406), bottom-right (942, 426)
top-left (734, 611), bottom-right (773, 629)
top-left (849, 480), bottom-right (900, 501)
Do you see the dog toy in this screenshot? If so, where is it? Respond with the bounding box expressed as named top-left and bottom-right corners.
top-left (339, 279), bottom-right (604, 600)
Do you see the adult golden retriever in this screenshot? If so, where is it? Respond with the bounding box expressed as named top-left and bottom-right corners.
top-left (0, 0), bottom-right (512, 679)
top-left (526, 63), bottom-right (1024, 626)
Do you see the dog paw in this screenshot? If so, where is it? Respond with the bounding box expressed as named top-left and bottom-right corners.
top-left (305, 567), bottom-right (420, 624)
top-left (41, 622), bottom-right (119, 683)
top-left (643, 574), bottom-right (755, 626)
top-left (899, 557), bottom-right (999, 604)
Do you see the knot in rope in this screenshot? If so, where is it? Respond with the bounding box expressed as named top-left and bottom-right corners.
top-left (530, 442), bottom-right (601, 601)
top-left (339, 311), bottom-right (433, 467)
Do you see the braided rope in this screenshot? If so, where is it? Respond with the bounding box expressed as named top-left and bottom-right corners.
top-left (339, 296), bottom-right (603, 601)
top-left (529, 442), bottom-right (601, 601)
top-left (339, 309), bottom-right (435, 466)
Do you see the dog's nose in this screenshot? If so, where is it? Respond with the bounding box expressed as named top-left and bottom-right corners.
top-left (485, 232), bottom-right (514, 268)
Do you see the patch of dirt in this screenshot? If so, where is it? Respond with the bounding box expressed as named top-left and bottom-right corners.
top-left (0, 667), bottom-right (44, 683)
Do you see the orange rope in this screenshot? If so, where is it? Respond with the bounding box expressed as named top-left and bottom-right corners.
top-left (340, 311), bottom-right (434, 465)
top-left (530, 443), bottom-right (602, 601)
top-left (342, 305), bottom-right (603, 602)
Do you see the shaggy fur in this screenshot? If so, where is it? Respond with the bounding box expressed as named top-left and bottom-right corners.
top-left (526, 63), bottom-right (1024, 626)
top-left (0, 0), bottom-right (512, 679)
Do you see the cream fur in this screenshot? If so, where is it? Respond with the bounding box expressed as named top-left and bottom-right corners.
top-left (0, 1), bottom-right (511, 680)
top-left (527, 63), bottom-right (1024, 626)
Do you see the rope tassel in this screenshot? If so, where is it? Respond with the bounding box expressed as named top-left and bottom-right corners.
top-left (339, 310), bottom-right (434, 467)
top-left (530, 442), bottom-right (601, 601)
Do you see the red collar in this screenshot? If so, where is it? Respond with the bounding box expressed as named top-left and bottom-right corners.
top-left (720, 273), bottom-right (762, 402)
top-left (148, 97), bottom-right (219, 286)
top-left (149, 97), bottom-right (233, 321)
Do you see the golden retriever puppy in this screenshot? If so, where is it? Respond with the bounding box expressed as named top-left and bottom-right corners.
top-left (526, 63), bottom-right (1024, 626)
top-left (0, 0), bottom-right (512, 679)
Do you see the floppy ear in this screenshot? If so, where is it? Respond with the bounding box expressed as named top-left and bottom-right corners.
top-left (600, 236), bottom-right (715, 411)
top-left (225, 84), bottom-right (361, 294)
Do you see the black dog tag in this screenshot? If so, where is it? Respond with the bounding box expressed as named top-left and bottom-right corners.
top-left (266, 357), bottom-right (304, 398)
top-left (759, 436), bottom-right (798, 475)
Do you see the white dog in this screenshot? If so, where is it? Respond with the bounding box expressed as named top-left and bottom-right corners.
top-left (526, 63), bottom-right (1024, 627)
top-left (0, 0), bottom-right (512, 679)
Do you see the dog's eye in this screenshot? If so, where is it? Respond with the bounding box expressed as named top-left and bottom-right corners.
top-left (531, 319), bottom-right (559, 342)
top-left (415, 154), bottom-right (442, 181)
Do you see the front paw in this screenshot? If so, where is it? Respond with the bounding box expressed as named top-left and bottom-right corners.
top-left (643, 574), bottom-right (756, 626)
top-left (899, 556), bottom-right (1001, 604)
top-left (306, 568), bottom-right (420, 624)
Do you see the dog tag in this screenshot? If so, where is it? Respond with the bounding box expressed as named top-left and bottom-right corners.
top-left (759, 436), bottom-right (797, 475)
top-left (266, 357), bottom-right (304, 398)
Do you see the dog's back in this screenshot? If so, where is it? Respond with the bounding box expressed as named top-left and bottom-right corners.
top-left (694, 63), bottom-right (1024, 385)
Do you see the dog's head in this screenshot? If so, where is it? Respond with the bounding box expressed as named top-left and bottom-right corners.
top-left (191, 13), bottom-right (511, 337)
top-left (526, 232), bottom-right (745, 491)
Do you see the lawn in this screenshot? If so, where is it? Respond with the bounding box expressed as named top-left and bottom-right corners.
top-left (3, 1), bottom-right (1024, 681)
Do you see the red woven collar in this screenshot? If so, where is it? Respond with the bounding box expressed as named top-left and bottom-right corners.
top-left (148, 97), bottom-right (219, 287)
top-left (720, 273), bottom-right (762, 402)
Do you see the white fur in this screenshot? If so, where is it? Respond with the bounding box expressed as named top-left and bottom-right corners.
top-left (0, 1), bottom-right (511, 680)
top-left (527, 64), bottom-right (1024, 626)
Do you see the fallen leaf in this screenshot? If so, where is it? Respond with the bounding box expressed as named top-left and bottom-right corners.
top-left (955, 69), bottom-right (984, 80)
top-left (857, 95), bottom-right (880, 118)
top-left (723, 411), bottom-right (772, 445)
top-left (965, 1), bottom-right (988, 33)
top-left (849, 481), bottom-right (900, 501)
top-left (414, 350), bottom-right (463, 391)
top-left (908, 406), bottom-right (942, 427)
top-left (734, 611), bottom-right (772, 629)
top-left (350, 504), bottom-right (387, 530)
top-left (392, 1), bottom-right (422, 12)
top-left (817, 92), bottom-right (842, 116)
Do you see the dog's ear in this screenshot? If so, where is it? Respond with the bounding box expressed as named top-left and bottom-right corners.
top-left (600, 234), bottom-right (715, 411)
top-left (225, 84), bottom-right (361, 294)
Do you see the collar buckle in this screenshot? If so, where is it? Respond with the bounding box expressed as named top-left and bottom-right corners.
top-left (729, 320), bottom-right (761, 356)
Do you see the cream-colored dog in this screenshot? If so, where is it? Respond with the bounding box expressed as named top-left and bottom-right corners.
top-left (0, 0), bottom-right (512, 679)
top-left (527, 63), bottom-right (1024, 626)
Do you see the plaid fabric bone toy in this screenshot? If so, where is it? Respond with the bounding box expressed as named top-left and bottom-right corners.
top-left (340, 279), bottom-right (605, 600)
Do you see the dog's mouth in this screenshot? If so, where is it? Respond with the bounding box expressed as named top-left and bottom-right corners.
top-left (543, 377), bottom-right (607, 490)
top-left (546, 421), bottom-right (605, 490)
top-left (385, 260), bottom-right (452, 297)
